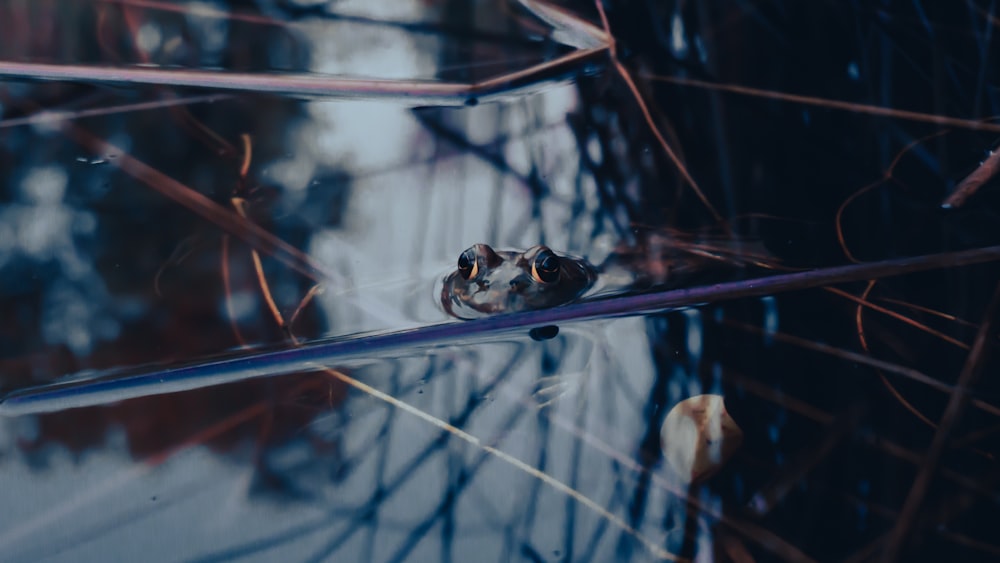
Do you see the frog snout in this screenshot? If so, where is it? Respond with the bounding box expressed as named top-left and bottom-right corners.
top-left (508, 276), bottom-right (531, 293)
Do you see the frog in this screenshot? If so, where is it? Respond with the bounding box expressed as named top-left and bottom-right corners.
top-left (439, 244), bottom-right (597, 320)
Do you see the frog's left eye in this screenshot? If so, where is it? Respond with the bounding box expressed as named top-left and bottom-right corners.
top-left (458, 247), bottom-right (478, 280)
top-left (531, 249), bottom-right (561, 284)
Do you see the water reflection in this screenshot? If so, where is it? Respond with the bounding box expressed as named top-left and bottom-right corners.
top-left (2, 317), bottom-right (691, 561)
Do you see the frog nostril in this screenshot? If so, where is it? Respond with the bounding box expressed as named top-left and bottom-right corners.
top-left (509, 279), bottom-right (527, 292)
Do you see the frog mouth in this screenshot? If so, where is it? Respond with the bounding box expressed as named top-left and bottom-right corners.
top-left (476, 288), bottom-right (528, 313)
top-left (438, 279), bottom-right (530, 319)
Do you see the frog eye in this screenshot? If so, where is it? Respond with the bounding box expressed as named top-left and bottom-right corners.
top-left (457, 247), bottom-right (478, 280)
top-left (531, 249), bottom-right (561, 284)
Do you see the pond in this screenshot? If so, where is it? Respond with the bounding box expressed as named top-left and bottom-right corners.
top-left (1, 1), bottom-right (999, 562)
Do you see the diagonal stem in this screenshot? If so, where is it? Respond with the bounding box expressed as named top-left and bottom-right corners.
top-left (6, 246), bottom-right (1000, 415)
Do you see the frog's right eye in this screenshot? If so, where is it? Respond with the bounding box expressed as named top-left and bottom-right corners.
top-left (458, 247), bottom-right (478, 280)
top-left (531, 248), bottom-right (561, 284)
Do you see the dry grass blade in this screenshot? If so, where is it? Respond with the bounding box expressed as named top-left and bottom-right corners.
top-left (828, 286), bottom-right (970, 351)
top-left (592, 0), bottom-right (726, 226)
top-left (727, 370), bottom-right (1000, 503)
top-left (881, 280), bottom-right (1000, 561)
top-left (875, 297), bottom-right (978, 330)
top-left (59, 122), bottom-right (329, 283)
top-left (644, 74), bottom-right (1000, 134)
top-left (0, 93), bottom-right (232, 129)
top-left (499, 376), bottom-right (817, 563)
top-left (943, 148), bottom-right (1000, 208)
top-left (721, 320), bottom-right (1000, 418)
top-left (320, 368), bottom-right (687, 561)
top-left (852, 281), bottom-right (939, 429)
top-left (0, 61), bottom-right (470, 102)
top-left (836, 133), bottom-right (950, 262)
top-left (0, 43), bottom-right (606, 105)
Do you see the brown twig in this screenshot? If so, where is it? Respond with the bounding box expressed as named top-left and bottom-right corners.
top-left (0, 93), bottom-right (232, 129)
top-left (720, 319), bottom-right (1000, 418)
top-left (231, 196), bottom-right (285, 332)
top-left (851, 281), bottom-right (939, 429)
top-left (60, 122), bottom-right (328, 282)
top-left (0, 50), bottom-right (606, 105)
top-left (836, 132), bottom-right (950, 262)
top-left (830, 285), bottom-right (969, 351)
top-left (943, 148), bottom-right (1000, 208)
top-left (726, 369), bottom-right (1000, 503)
top-left (592, 0), bottom-right (726, 226)
top-left (288, 284), bottom-right (324, 332)
top-left (643, 74), bottom-right (1000, 134)
top-left (874, 297), bottom-right (978, 330)
top-left (881, 280), bottom-right (1000, 561)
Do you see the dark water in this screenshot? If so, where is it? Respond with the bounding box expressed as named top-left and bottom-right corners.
top-left (1, 1), bottom-right (1000, 561)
